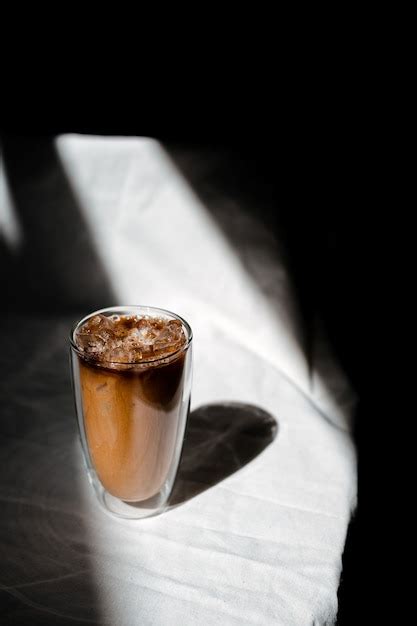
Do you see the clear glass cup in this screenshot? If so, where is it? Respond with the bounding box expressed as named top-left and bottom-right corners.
top-left (69, 306), bottom-right (193, 519)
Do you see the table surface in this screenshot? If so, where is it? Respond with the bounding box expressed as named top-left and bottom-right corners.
top-left (0, 137), bottom-right (356, 625)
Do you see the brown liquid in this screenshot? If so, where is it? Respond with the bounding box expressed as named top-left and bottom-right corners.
top-left (76, 315), bottom-right (187, 502)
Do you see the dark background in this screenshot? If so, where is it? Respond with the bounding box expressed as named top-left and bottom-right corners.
top-left (0, 121), bottom-right (384, 623)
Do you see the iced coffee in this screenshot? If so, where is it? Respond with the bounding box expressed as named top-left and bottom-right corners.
top-left (71, 308), bottom-right (192, 509)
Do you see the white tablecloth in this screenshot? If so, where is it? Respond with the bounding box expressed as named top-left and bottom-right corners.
top-left (0, 136), bottom-right (356, 625)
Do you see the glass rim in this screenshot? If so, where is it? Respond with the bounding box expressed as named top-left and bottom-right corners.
top-left (69, 305), bottom-right (193, 366)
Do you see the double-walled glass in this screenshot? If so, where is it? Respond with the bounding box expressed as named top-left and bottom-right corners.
top-left (70, 306), bottom-right (193, 519)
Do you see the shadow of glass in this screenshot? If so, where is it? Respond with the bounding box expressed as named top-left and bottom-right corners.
top-left (170, 403), bottom-right (278, 506)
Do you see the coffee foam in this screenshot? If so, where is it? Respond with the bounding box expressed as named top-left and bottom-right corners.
top-left (75, 314), bottom-right (187, 367)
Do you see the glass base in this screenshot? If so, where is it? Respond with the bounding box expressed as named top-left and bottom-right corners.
top-left (88, 470), bottom-right (169, 520)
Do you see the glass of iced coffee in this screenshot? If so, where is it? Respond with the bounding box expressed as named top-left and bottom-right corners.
top-left (69, 306), bottom-right (192, 519)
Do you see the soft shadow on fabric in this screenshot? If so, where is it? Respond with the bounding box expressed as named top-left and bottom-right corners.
top-left (0, 136), bottom-right (114, 624)
top-left (0, 135), bottom-right (115, 313)
top-left (161, 145), bottom-right (355, 422)
top-left (170, 403), bottom-right (278, 506)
